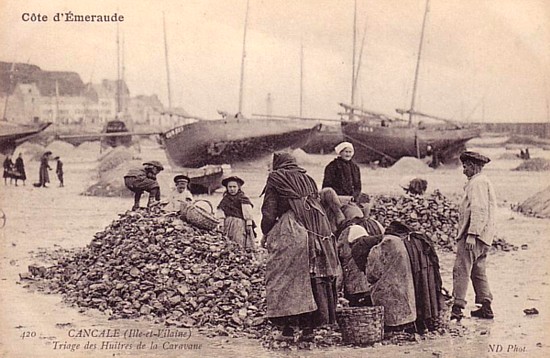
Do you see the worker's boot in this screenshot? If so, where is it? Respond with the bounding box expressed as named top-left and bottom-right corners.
top-left (450, 305), bottom-right (464, 321)
top-left (274, 326), bottom-right (294, 342)
top-left (471, 300), bottom-right (494, 319)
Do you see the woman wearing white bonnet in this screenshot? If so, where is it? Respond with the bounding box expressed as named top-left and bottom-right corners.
top-left (322, 141), bottom-right (362, 198)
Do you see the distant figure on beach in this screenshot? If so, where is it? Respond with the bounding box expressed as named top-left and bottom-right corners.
top-left (36, 151), bottom-right (52, 188)
top-left (54, 156), bottom-right (64, 187)
top-left (519, 149), bottom-right (525, 159)
top-left (14, 153), bottom-right (26, 186)
top-left (165, 174), bottom-right (194, 212)
top-left (217, 176), bottom-right (256, 250)
top-left (124, 161), bottom-right (164, 210)
top-left (3, 155), bottom-right (14, 185)
top-left (525, 148), bottom-right (530, 160)
top-left (322, 141), bottom-right (362, 198)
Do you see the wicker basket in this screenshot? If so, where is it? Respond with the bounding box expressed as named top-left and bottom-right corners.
top-left (180, 199), bottom-right (220, 231)
top-left (336, 306), bottom-right (384, 345)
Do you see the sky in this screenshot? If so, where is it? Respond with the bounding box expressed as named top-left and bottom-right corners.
top-left (1, 0), bottom-right (549, 123)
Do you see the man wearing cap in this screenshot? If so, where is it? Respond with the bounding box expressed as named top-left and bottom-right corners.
top-left (322, 141), bottom-right (362, 198)
top-left (165, 174), bottom-right (194, 212)
top-left (54, 156), bottom-right (64, 187)
top-left (124, 161), bottom-right (164, 210)
top-left (451, 151), bottom-right (497, 321)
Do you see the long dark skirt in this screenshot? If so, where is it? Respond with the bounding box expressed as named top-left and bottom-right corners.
top-left (270, 276), bottom-right (337, 330)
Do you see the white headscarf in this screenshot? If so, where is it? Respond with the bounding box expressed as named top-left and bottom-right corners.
top-left (334, 141), bottom-right (354, 156)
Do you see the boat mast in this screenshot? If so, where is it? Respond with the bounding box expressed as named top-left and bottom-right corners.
top-left (55, 80), bottom-right (59, 129)
top-left (300, 41), bottom-right (304, 117)
top-left (163, 12), bottom-right (172, 110)
top-left (238, 0), bottom-right (250, 114)
top-left (2, 62), bottom-right (15, 121)
top-left (116, 21), bottom-right (121, 115)
top-left (351, 0), bottom-right (357, 107)
top-left (408, 0), bottom-right (430, 127)
top-left (121, 32), bottom-right (126, 115)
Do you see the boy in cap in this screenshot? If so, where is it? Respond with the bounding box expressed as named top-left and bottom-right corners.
top-left (54, 156), bottom-right (64, 187)
top-left (124, 161), bottom-right (164, 210)
top-left (165, 174), bottom-right (194, 212)
top-left (451, 151), bottom-right (497, 321)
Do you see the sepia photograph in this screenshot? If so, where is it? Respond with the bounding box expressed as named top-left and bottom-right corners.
top-left (1, 0), bottom-right (549, 357)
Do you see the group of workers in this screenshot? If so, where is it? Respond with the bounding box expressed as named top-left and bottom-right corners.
top-left (124, 141), bottom-right (497, 341)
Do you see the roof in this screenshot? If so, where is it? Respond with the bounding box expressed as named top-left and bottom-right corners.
top-left (0, 61), bottom-right (84, 97)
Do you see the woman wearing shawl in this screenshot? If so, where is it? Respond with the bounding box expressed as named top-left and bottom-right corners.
top-left (14, 153), bottom-right (26, 186)
top-left (261, 152), bottom-right (339, 341)
top-left (3, 155), bottom-right (14, 185)
top-left (38, 151), bottom-right (52, 187)
top-left (322, 141), bottom-right (362, 198)
top-left (217, 176), bottom-right (256, 250)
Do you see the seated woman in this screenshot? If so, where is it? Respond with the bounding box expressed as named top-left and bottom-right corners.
top-left (165, 174), bottom-right (194, 212)
top-left (216, 176), bottom-right (256, 250)
top-left (367, 221), bottom-right (417, 332)
top-left (322, 141), bottom-right (362, 199)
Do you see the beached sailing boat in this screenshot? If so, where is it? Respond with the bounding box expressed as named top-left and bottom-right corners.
top-left (159, 0), bottom-right (320, 168)
top-left (0, 62), bottom-right (52, 155)
top-left (340, 0), bottom-right (481, 166)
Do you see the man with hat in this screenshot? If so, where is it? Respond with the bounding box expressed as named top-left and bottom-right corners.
top-left (451, 151), bottom-right (497, 321)
top-left (124, 161), bottom-right (164, 210)
top-left (165, 174), bottom-right (194, 212)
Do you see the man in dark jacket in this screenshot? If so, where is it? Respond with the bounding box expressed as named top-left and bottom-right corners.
top-left (124, 161), bottom-right (164, 210)
top-left (322, 142), bottom-right (362, 197)
top-left (54, 156), bottom-right (64, 187)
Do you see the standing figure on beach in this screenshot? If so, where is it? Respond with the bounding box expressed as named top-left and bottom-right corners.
top-left (165, 174), bottom-right (194, 212)
top-left (261, 152), bottom-right (339, 341)
top-left (216, 176), bottom-right (256, 250)
top-left (451, 151), bottom-right (496, 321)
top-left (54, 156), bottom-right (64, 187)
top-left (14, 153), bottom-right (26, 186)
top-left (322, 142), bottom-right (362, 199)
top-left (38, 151), bottom-right (52, 187)
top-left (124, 161), bottom-right (164, 210)
top-left (3, 155), bottom-right (14, 185)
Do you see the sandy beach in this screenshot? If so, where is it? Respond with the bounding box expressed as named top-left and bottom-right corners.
top-left (1, 141), bottom-right (549, 358)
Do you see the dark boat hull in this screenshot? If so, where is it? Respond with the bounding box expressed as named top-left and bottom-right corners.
top-left (0, 122), bottom-right (52, 155)
top-left (341, 121), bottom-right (481, 164)
top-left (301, 123), bottom-right (344, 154)
top-left (184, 165), bottom-right (224, 195)
top-left (161, 118), bottom-right (320, 168)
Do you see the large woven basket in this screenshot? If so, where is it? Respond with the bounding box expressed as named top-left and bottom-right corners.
top-left (336, 306), bottom-right (384, 345)
top-left (180, 199), bottom-right (220, 231)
